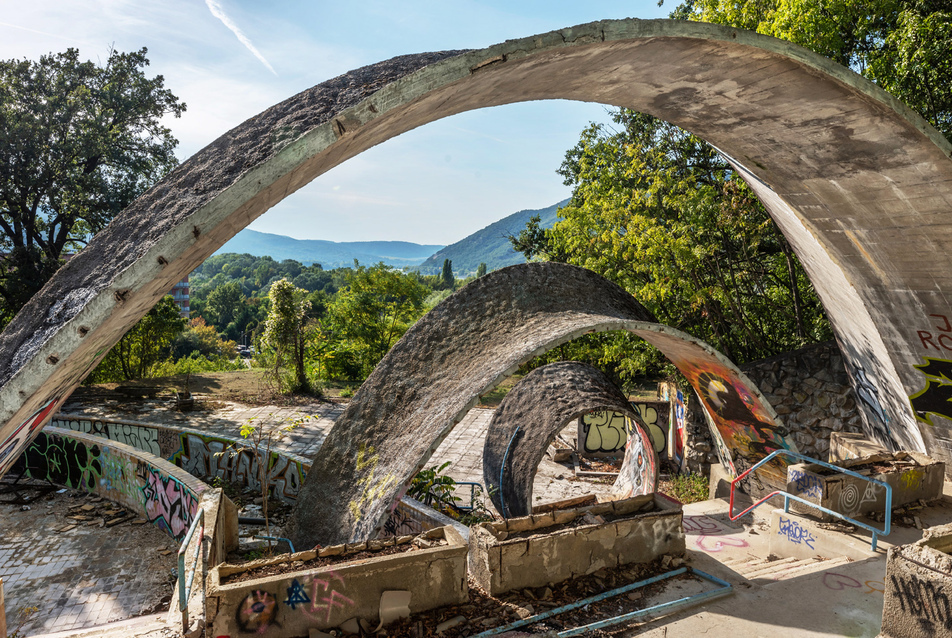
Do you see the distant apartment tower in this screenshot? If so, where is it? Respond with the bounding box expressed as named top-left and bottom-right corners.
top-left (170, 276), bottom-right (189, 317)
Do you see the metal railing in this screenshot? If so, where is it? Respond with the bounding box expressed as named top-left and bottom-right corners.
top-left (454, 481), bottom-right (484, 511)
top-left (729, 449), bottom-right (892, 550)
top-left (178, 508), bottom-right (206, 632)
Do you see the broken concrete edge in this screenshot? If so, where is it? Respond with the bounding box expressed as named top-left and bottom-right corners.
top-left (10, 426), bottom-right (209, 541)
top-left (206, 525), bottom-right (468, 635)
top-left (468, 494), bottom-right (685, 595)
top-left (830, 431), bottom-right (893, 464)
top-left (881, 522), bottom-right (952, 637)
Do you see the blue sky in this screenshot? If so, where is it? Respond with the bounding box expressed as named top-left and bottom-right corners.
top-left (2, 1), bottom-right (671, 244)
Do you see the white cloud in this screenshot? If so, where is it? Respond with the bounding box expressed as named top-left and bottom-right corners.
top-left (204, 0), bottom-right (277, 76)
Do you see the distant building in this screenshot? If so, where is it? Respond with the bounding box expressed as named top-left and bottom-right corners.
top-left (169, 275), bottom-right (190, 317)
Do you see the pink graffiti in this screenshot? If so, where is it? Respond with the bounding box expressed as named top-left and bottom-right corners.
top-left (695, 534), bottom-right (749, 552)
top-left (823, 572), bottom-right (862, 591)
top-left (302, 569), bottom-right (355, 623)
top-left (142, 469), bottom-right (197, 538)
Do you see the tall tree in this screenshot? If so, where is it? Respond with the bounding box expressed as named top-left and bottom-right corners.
top-left (678, 0), bottom-right (952, 143)
top-left (262, 279), bottom-right (311, 393)
top-left (325, 262), bottom-right (428, 378)
top-left (514, 111), bottom-right (831, 381)
top-left (0, 47), bottom-right (185, 325)
top-left (440, 258), bottom-right (454, 290)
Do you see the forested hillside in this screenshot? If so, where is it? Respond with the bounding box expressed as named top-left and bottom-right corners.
top-left (416, 201), bottom-right (563, 275)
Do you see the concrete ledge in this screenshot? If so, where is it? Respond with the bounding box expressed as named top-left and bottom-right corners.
top-left (786, 452), bottom-right (944, 521)
top-left (206, 526), bottom-right (468, 636)
top-left (768, 508), bottom-right (879, 561)
top-left (9, 426), bottom-right (208, 540)
top-left (468, 493), bottom-right (684, 595)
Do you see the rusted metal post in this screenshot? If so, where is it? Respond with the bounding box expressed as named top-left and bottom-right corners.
top-left (1, 577), bottom-right (7, 638)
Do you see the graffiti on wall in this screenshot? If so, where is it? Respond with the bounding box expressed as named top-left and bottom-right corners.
top-left (348, 442), bottom-right (396, 522)
top-left (11, 430), bottom-right (103, 491)
top-left (789, 469), bottom-right (823, 499)
top-left (580, 411), bottom-right (628, 455)
top-left (889, 572), bottom-right (952, 634)
top-left (613, 416), bottom-right (657, 498)
top-left (141, 467), bottom-right (198, 538)
top-left (171, 432), bottom-right (306, 503)
top-left (0, 398), bottom-right (59, 476)
top-left (777, 516), bottom-right (816, 550)
top-left (52, 417), bottom-right (161, 456)
top-left (632, 402), bottom-right (669, 457)
top-left (671, 389), bottom-right (687, 469)
top-left (236, 590), bottom-right (279, 632)
top-left (910, 357), bottom-right (952, 427)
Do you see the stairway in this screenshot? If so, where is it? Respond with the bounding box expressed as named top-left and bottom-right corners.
top-left (718, 554), bottom-right (854, 585)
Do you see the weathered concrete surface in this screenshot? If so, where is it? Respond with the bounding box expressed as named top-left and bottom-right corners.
top-left (481, 361), bottom-right (657, 518)
top-left (3, 18), bottom-right (952, 525)
top-left (468, 493), bottom-right (684, 595)
top-left (787, 452), bottom-right (945, 522)
top-left (285, 262), bottom-right (786, 548)
top-left (207, 526), bottom-right (468, 636)
top-left (881, 523), bottom-right (952, 637)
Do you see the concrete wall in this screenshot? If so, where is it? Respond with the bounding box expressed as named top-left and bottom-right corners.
top-left (743, 341), bottom-right (867, 461)
top-left (206, 527), bottom-right (468, 636)
top-left (882, 523), bottom-right (952, 637)
top-left (9, 426), bottom-right (207, 540)
top-left (468, 493), bottom-right (684, 595)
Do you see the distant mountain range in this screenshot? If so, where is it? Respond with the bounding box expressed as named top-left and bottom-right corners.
top-left (213, 229), bottom-right (444, 269)
top-left (416, 200), bottom-right (564, 275)
top-left (212, 201), bottom-right (564, 272)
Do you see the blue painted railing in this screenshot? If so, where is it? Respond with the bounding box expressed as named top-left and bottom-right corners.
top-left (729, 449), bottom-right (892, 550)
top-left (178, 508), bottom-right (206, 631)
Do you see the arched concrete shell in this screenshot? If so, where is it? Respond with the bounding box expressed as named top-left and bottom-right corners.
top-left (1, 19), bottom-right (951, 514)
top-left (283, 261), bottom-right (790, 547)
top-left (481, 361), bottom-right (658, 518)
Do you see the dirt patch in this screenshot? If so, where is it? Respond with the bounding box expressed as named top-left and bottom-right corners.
top-left (384, 557), bottom-right (687, 638)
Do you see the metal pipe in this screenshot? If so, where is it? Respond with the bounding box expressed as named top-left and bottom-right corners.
top-left (238, 516), bottom-right (267, 525)
top-left (177, 508), bottom-right (205, 631)
top-left (557, 570), bottom-right (732, 637)
top-left (470, 568), bottom-right (691, 638)
top-left (255, 535), bottom-right (296, 554)
top-left (498, 426), bottom-right (520, 518)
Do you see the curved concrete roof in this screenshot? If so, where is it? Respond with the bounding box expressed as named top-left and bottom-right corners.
top-left (283, 262), bottom-right (788, 547)
top-left (1, 19), bottom-right (950, 499)
top-left (481, 361), bottom-right (658, 518)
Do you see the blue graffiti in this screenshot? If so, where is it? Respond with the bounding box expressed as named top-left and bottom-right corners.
top-left (285, 579), bottom-right (311, 610)
top-left (789, 469), bottom-right (823, 499)
top-left (778, 516), bottom-right (816, 550)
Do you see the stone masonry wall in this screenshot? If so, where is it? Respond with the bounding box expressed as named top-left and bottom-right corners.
top-left (741, 340), bottom-right (865, 461)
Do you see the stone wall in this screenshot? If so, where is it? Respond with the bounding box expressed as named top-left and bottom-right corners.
top-left (742, 341), bottom-right (865, 461)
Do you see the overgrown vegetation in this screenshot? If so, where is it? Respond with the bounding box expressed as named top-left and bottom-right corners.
top-left (407, 461), bottom-right (495, 526)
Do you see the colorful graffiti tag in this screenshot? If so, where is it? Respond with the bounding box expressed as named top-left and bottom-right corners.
top-left (910, 357), bottom-right (952, 426)
top-left (141, 468), bottom-right (198, 539)
top-left (612, 415), bottom-right (658, 499)
top-left (580, 411), bottom-right (628, 455)
top-left (52, 417), bottom-right (161, 456)
top-left (0, 398), bottom-right (59, 476)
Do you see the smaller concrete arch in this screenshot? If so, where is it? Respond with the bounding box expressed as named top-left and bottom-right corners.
top-left (285, 262), bottom-right (792, 549)
top-left (482, 361), bottom-right (658, 518)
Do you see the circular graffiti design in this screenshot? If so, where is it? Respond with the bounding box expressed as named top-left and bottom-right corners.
top-left (839, 483), bottom-right (861, 513)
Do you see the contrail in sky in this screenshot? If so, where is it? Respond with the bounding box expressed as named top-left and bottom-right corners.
top-left (204, 0), bottom-right (277, 76)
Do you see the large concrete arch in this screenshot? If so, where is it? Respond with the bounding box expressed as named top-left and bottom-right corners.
top-left (283, 262), bottom-right (790, 547)
top-left (481, 361), bottom-right (658, 518)
top-left (1, 20), bottom-right (951, 500)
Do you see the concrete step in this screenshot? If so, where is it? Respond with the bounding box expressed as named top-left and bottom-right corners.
top-left (720, 553), bottom-right (854, 584)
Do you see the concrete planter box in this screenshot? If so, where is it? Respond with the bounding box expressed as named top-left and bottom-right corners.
top-left (469, 493), bottom-right (684, 595)
top-left (206, 527), bottom-right (468, 636)
top-left (786, 452), bottom-right (944, 522)
top-left (882, 522), bottom-right (952, 637)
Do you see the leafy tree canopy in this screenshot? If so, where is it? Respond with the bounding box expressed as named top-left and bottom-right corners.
top-left (0, 47), bottom-right (185, 324)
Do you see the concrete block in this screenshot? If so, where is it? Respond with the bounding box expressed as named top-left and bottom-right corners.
top-left (829, 432), bottom-right (890, 463)
top-left (882, 523), bottom-right (952, 637)
top-left (207, 526), bottom-right (467, 637)
top-left (468, 494), bottom-right (683, 595)
top-left (786, 452), bottom-right (944, 522)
